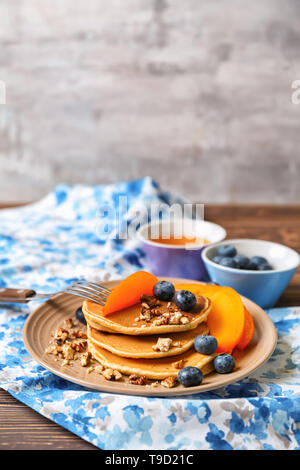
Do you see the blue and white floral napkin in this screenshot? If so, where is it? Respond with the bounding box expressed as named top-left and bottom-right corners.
top-left (0, 178), bottom-right (299, 450)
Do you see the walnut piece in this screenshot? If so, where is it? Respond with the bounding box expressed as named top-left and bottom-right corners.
top-left (169, 312), bottom-right (183, 325)
top-left (94, 365), bottom-right (105, 374)
top-left (152, 337), bottom-right (173, 352)
top-left (128, 374), bottom-right (147, 385)
top-left (102, 368), bottom-right (122, 381)
top-left (152, 316), bottom-right (168, 326)
top-left (54, 327), bottom-right (69, 345)
top-left (150, 381), bottom-right (159, 388)
top-left (62, 343), bottom-right (75, 360)
top-left (172, 359), bottom-right (186, 369)
top-left (80, 351), bottom-right (92, 367)
top-left (65, 318), bottom-right (74, 329)
top-left (139, 309), bottom-right (151, 322)
top-left (72, 330), bottom-right (88, 339)
top-left (70, 340), bottom-right (87, 352)
top-left (161, 376), bottom-right (178, 388)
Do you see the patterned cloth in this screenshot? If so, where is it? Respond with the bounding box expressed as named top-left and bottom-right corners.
top-left (0, 178), bottom-right (299, 450)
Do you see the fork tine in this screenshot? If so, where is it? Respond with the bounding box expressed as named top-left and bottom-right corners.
top-left (69, 283), bottom-right (108, 301)
top-left (75, 280), bottom-right (111, 294)
top-left (66, 285), bottom-right (107, 301)
top-left (64, 288), bottom-right (105, 306)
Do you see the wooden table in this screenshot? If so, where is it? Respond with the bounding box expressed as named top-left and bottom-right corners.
top-left (0, 203), bottom-right (299, 449)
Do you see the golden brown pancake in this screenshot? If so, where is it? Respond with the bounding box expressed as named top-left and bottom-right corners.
top-left (87, 322), bottom-right (209, 359)
top-left (83, 295), bottom-right (211, 335)
top-left (88, 340), bottom-right (215, 380)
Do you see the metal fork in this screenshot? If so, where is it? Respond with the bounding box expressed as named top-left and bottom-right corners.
top-left (0, 280), bottom-right (111, 306)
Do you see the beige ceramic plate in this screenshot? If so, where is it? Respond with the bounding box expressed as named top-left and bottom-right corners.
top-left (23, 277), bottom-right (277, 397)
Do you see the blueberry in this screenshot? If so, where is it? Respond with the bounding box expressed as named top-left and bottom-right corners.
top-left (217, 244), bottom-right (237, 258)
top-left (219, 257), bottom-right (237, 268)
top-left (233, 254), bottom-right (250, 269)
top-left (214, 354), bottom-right (235, 374)
top-left (212, 255), bottom-right (223, 265)
top-left (257, 262), bottom-right (273, 271)
top-left (177, 366), bottom-right (203, 387)
top-left (153, 281), bottom-right (175, 301)
top-left (194, 335), bottom-right (218, 355)
top-left (250, 256), bottom-right (268, 267)
top-left (75, 306), bottom-right (87, 325)
top-left (247, 261), bottom-right (258, 270)
top-left (174, 290), bottom-right (196, 311)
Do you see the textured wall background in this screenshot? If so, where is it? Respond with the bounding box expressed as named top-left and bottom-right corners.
top-left (0, 0), bottom-right (300, 203)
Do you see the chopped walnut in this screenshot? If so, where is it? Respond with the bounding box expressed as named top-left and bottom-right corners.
top-left (152, 316), bottom-right (168, 326)
top-left (62, 343), bottom-right (75, 360)
top-left (152, 337), bottom-right (173, 352)
top-left (63, 359), bottom-right (70, 366)
top-left (169, 312), bottom-right (183, 325)
top-left (70, 340), bottom-right (87, 352)
top-left (53, 345), bottom-right (62, 356)
top-left (161, 376), bottom-right (178, 388)
top-left (54, 327), bottom-right (69, 345)
top-left (87, 366), bottom-right (94, 374)
top-left (180, 316), bottom-right (189, 325)
top-left (139, 309), bottom-right (151, 322)
top-left (65, 318), bottom-right (74, 329)
top-left (80, 351), bottom-right (92, 367)
top-left (150, 381), bottom-right (159, 388)
top-left (141, 302), bottom-right (150, 309)
top-left (140, 295), bottom-right (161, 307)
top-left (172, 341), bottom-right (182, 347)
top-left (72, 330), bottom-right (88, 339)
top-left (128, 374), bottom-right (147, 385)
top-left (172, 359), bottom-right (186, 369)
top-left (94, 365), bottom-right (105, 374)
top-left (102, 368), bottom-right (122, 381)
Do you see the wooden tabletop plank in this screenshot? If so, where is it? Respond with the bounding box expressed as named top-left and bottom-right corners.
top-left (0, 202), bottom-right (299, 449)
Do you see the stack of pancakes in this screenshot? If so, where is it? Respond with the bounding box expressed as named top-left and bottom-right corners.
top-left (82, 294), bottom-right (215, 381)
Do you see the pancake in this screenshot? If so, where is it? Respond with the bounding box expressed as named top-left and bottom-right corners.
top-left (83, 295), bottom-right (211, 335)
top-left (88, 340), bottom-right (215, 380)
top-left (87, 322), bottom-right (209, 359)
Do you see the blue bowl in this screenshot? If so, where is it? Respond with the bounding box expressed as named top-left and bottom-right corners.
top-left (201, 239), bottom-right (300, 309)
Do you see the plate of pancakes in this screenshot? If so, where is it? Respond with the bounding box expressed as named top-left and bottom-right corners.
top-left (23, 277), bottom-right (277, 396)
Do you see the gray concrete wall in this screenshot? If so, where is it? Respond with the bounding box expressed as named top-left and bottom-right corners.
top-left (0, 0), bottom-right (300, 203)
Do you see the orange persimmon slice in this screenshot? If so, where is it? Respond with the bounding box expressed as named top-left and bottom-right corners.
top-left (236, 307), bottom-right (255, 350)
top-left (207, 286), bottom-right (245, 353)
top-left (103, 271), bottom-right (158, 316)
top-left (174, 283), bottom-right (222, 301)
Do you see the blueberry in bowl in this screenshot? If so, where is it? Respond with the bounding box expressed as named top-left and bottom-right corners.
top-left (217, 244), bottom-right (237, 258)
top-left (219, 257), bottom-right (237, 268)
top-left (212, 245), bottom-right (273, 271)
top-left (233, 254), bottom-right (250, 269)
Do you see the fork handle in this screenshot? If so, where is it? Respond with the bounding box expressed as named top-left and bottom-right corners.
top-left (0, 287), bottom-right (36, 302)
